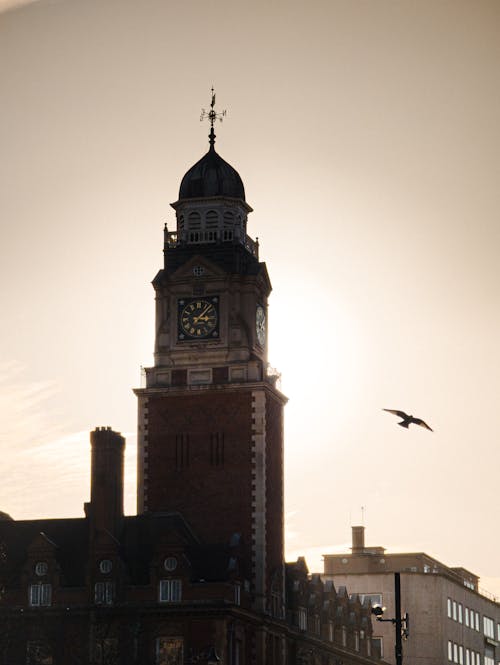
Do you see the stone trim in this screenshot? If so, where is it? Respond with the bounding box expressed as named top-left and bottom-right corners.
top-left (137, 396), bottom-right (149, 513)
top-left (251, 389), bottom-right (266, 611)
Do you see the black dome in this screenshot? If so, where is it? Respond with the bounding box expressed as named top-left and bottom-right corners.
top-left (179, 147), bottom-right (245, 201)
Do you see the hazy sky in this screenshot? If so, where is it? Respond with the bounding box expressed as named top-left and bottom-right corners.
top-left (1, 0), bottom-right (499, 597)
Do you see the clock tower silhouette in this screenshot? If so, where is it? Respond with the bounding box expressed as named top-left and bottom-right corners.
top-left (134, 100), bottom-right (287, 614)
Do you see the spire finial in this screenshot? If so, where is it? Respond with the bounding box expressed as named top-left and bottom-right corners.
top-left (200, 87), bottom-right (227, 149)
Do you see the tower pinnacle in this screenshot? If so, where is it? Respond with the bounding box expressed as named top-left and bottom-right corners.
top-left (200, 87), bottom-right (226, 149)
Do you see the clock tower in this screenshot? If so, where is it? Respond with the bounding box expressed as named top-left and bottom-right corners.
top-left (134, 99), bottom-right (286, 613)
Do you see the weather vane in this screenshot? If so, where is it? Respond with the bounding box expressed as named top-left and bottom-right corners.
top-left (200, 87), bottom-right (226, 147)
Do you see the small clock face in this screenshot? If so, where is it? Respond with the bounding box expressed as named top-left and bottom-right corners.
top-left (256, 305), bottom-right (266, 346)
top-left (178, 297), bottom-right (219, 340)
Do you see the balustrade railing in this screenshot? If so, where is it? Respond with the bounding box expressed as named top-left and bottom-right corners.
top-left (164, 228), bottom-right (259, 258)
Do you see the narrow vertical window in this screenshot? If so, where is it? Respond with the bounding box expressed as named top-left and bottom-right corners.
top-left (175, 433), bottom-right (189, 469)
top-left (210, 432), bottom-right (224, 466)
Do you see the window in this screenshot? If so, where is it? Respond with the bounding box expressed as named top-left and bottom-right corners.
top-left (29, 583), bottom-right (52, 607)
top-left (356, 593), bottom-right (382, 607)
top-left (271, 591), bottom-right (281, 617)
top-left (210, 432), bottom-right (225, 466)
top-left (94, 581), bottom-right (114, 605)
top-left (164, 557), bottom-right (177, 572)
top-left (465, 607), bottom-right (469, 627)
top-left (99, 559), bottom-right (113, 574)
top-left (205, 210), bottom-right (218, 229)
top-left (175, 433), bottom-right (189, 469)
top-left (188, 212), bottom-right (201, 229)
top-left (156, 637), bottom-right (183, 665)
top-left (372, 637), bottom-right (383, 658)
top-left (453, 601), bottom-right (458, 621)
top-left (423, 564), bottom-right (431, 573)
top-left (484, 646), bottom-right (494, 665)
top-left (453, 643), bottom-right (458, 663)
top-left (459, 645), bottom-right (463, 665)
top-left (159, 579), bottom-right (182, 603)
top-left (297, 608), bottom-right (307, 631)
top-left (475, 611), bottom-right (480, 631)
top-left (354, 631), bottom-right (360, 652)
top-left (458, 604), bottom-right (463, 623)
top-left (448, 641), bottom-right (453, 661)
top-left (341, 626), bottom-right (347, 647)
top-left (448, 598), bottom-right (453, 618)
top-left (35, 561), bottom-right (48, 577)
top-left (234, 584), bottom-right (241, 606)
top-left (466, 648), bottom-right (470, 665)
top-left (483, 616), bottom-right (495, 638)
top-left (328, 621), bottom-right (333, 642)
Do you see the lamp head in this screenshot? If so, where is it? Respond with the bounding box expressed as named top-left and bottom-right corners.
top-left (371, 605), bottom-right (386, 617)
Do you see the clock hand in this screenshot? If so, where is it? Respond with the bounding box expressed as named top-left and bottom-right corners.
top-left (194, 305), bottom-right (214, 324)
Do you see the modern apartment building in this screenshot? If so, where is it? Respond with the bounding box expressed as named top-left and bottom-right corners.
top-left (323, 527), bottom-right (500, 665)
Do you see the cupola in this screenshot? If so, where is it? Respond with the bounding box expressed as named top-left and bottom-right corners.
top-left (168, 91), bottom-right (255, 256)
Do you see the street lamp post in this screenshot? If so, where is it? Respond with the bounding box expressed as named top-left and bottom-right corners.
top-left (371, 572), bottom-right (409, 665)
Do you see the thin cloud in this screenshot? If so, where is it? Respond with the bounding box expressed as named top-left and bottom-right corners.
top-left (0, 361), bottom-right (63, 448)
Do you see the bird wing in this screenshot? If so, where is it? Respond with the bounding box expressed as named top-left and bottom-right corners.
top-left (383, 409), bottom-right (409, 419)
top-left (412, 418), bottom-right (433, 432)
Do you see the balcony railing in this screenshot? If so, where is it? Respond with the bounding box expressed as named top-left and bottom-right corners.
top-left (164, 228), bottom-right (259, 258)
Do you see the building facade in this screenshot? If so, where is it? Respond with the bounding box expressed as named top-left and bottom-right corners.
top-left (323, 527), bottom-right (500, 665)
top-left (0, 116), bottom-right (382, 665)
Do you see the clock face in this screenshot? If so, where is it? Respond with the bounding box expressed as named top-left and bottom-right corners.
top-left (178, 297), bottom-right (219, 340)
top-left (256, 305), bottom-right (266, 347)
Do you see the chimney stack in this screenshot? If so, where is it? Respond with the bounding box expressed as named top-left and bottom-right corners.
top-left (88, 427), bottom-right (125, 535)
top-left (351, 525), bottom-right (365, 553)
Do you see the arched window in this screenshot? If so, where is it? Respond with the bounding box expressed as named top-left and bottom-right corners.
top-left (222, 211), bottom-right (234, 241)
top-left (205, 210), bottom-right (218, 229)
top-left (188, 211), bottom-right (201, 229)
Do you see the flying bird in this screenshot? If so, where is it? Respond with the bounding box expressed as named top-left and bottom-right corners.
top-left (383, 409), bottom-right (433, 431)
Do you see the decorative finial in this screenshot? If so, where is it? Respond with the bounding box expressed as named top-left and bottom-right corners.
top-left (200, 87), bottom-right (226, 149)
